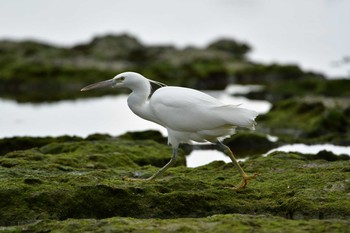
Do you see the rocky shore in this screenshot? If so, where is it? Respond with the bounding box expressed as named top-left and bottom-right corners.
top-left (1, 34), bottom-right (349, 232)
top-left (0, 128), bottom-right (349, 232)
top-left (1, 34), bottom-right (349, 103)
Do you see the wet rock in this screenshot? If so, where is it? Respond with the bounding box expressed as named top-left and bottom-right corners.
top-left (118, 130), bottom-right (167, 144)
top-left (312, 150), bottom-right (350, 161)
top-left (258, 98), bottom-right (350, 145)
top-left (235, 70), bottom-right (350, 103)
top-left (0, 136), bottom-right (349, 227)
top-left (0, 136), bottom-right (83, 156)
top-left (207, 38), bottom-right (251, 59)
top-left (2, 34), bottom-right (349, 103)
top-left (233, 63), bottom-right (318, 84)
top-left (0, 34), bottom-right (264, 102)
top-left (224, 132), bottom-right (278, 157)
top-left (8, 214), bottom-right (350, 233)
top-left (72, 34), bottom-right (143, 60)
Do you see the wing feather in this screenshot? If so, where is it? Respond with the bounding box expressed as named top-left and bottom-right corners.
top-left (149, 87), bottom-right (257, 132)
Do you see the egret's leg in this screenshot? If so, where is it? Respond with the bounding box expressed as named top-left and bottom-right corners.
top-left (217, 141), bottom-right (257, 190)
top-left (123, 148), bottom-right (178, 181)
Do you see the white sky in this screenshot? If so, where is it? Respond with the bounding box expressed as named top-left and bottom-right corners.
top-left (0, 0), bottom-right (349, 78)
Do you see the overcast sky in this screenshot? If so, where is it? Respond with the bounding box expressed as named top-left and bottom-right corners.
top-left (0, 0), bottom-right (349, 78)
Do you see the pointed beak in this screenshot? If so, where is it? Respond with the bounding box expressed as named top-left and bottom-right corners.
top-left (80, 79), bottom-right (116, 91)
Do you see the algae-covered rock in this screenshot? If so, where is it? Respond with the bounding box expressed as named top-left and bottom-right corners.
top-left (0, 34), bottom-right (253, 102)
top-left (207, 38), bottom-right (251, 58)
top-left (1, 135), bottom-right (350, 227)
top-left (72, 34), bottom-right (143, 60)
top-left (224, 131), bottom-right (277, 157)
top-left (0, 135), bottom-right (84, 156)
top-left (233, 63), bottom-right (350, 103)
top-left (4, 214), bottom-right (350, 233)
top-left (118, 130), bottom-right (167, 144)
top-left (4, 33), bottom-right (332, 103)
top-left (259, 98), bottom-right (350, 145)
top-left (0, 138), bottom-right (187, 226)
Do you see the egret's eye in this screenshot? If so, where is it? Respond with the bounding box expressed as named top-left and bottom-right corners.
top-left (119, 77), bottom-right (125, 81)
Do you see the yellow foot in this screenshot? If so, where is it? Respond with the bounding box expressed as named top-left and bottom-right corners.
top-left (231, 173), bottom-right (259, 191)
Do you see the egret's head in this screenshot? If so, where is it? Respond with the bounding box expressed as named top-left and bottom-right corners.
top-left (81, 72), bottom-right (166, 92)
top-left (113, 72), bottom-right (147, 88)
top-left (80, 72), bottom-right (146, 91)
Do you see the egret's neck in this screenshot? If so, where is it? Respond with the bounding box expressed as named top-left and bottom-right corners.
top-left (127, 80), bottom-right (154, 121)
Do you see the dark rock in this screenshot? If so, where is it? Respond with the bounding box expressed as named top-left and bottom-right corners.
top-left (118, 130), bottom-right (167, 144)
top-left (207, 38), bottom-right (251, 58)
top-left (0, 136), bottom-right (83, 156)
top-left (258, 98), bottom-right (350, 145)
top-left (224, 132), bottom-right (277, 157)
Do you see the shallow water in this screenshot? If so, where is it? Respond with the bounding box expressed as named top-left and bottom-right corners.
top-left (264, 144), bottom-right (350, 157)
top-left (187, 144), bottom-right (350, 168)
top-left (187, 150), bottom-right (232, 168)
top-left (0, 95), bottom-right (165, 138)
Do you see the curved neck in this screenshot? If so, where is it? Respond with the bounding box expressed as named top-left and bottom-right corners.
top-left (127, 79), bottom-right (154, 121)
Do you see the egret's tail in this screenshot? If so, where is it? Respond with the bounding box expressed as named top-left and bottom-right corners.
top-left (218, 106), bottom-right (258, 130)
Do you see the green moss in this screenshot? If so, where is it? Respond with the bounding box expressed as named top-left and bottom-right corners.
top-left (1, 135), bottom-right (350, 227)
top-left (234, 64), bottom-right (350, 102)
top-left (207, 38), bottom-right (251, 58)
top-left (0, 135), bottom-right (83, 156)
top-left (0, 138), bottom-right (188, 226)
top-left (260, 99), bottom-right (325, 131)
top-left (3, 214), bottom-right (350, 233)
top-left (259, 98), bottom-right (350, 144)
top-left (0, 34), bottom-right (252, 102)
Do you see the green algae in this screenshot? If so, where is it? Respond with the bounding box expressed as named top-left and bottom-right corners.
top-left (0, 138), bottom-right (188, 226)
top-left (0, 135), bottom-right (84, 156)
top-left (3, 138), bottom-right (185, 170)
top-left (0, 132), bottom-right (167, 157)
top-left (2, 34), bottom-right (339, 104)
top-left (2, 214), bottom-right (349, 233)
top-left (0, 136), bottom-right (349, 227)
top-left (259, 98), bottom-right (350, 145)
top-left (0, 34), bottom-right (252, 102)
top-left (233, 63), bottom-right (350, 102)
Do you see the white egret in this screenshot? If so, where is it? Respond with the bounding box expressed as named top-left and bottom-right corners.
top-left (81, 72), bottom-right (258, 190)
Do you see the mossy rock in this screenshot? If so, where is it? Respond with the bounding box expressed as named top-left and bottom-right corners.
top-left (4, 214), bottom-right (350, 233)
top-left (259, 98), bottom-right (350, 145)
top-left (0, 138), bottom-right (185, 175)
top-left (0, 135), bottom-right (84, 156)
top-left (224, 131), bottom-right (277, 157)
top-left (233, 64), bottom-right (350, 102)
top-left (118, 130), bottom-right (167, 144)
top-left (0, 34), bottom-right (253, 102)
top-left (0, 135), bottom-right (350, 227)
top-left (2, 33), bottom-right (349, 103)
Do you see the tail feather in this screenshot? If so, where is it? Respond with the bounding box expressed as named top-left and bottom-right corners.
top-left (218, 105), bottom-right (258, 130)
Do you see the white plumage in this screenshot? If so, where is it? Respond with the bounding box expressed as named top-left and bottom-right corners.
top-left (81, 72), bottom-right (258, 190)
top-left (149, 86), bottom-right (257, 147)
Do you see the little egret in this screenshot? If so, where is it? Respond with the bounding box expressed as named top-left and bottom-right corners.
top-left (81, 72), bottom-right (258, 190)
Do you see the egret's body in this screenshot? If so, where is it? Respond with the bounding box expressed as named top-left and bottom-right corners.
top-left (81, 72), bottom-right (258, 190)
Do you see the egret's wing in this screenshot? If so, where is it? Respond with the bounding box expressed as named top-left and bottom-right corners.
top-left (213, 105), bottom-right (258, 130)
top-left (149, 87), bottom-right (257, 131)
